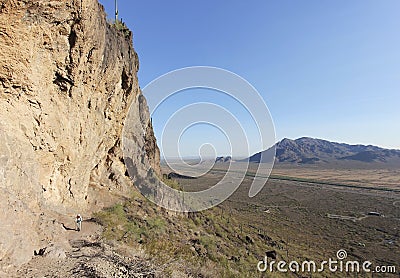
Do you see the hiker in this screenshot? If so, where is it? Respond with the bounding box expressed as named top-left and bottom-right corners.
top-left (76, 214), bottom-right (82, 231)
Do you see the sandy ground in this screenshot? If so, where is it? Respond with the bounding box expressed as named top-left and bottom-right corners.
top-left (12, 218), bottom-right (101, 277)
top-left (10, 215), bottom-right (157, 278)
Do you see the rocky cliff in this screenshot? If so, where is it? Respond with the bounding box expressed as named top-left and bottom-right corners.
top-left (0, 0), bottom-right (160, 270)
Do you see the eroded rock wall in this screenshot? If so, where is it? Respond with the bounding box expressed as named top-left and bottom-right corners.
top-left (0, 0), bottom-right (160, 268)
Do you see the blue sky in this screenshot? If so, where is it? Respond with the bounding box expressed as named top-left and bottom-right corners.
top-left (99, 0), bottom-right (400, 157)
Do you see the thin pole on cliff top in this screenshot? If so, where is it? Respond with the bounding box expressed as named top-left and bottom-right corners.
top-left (115, 0), bottom-right (119, 22)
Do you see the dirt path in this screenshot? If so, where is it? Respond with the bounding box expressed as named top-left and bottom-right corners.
top-left (11, 213), bottom-right (157, 278)
top-left (59, 214), bottom-right (103, 242)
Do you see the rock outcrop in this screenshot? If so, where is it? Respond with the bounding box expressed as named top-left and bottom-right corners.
top-left (215, 156), bottom-right (232, 163)
top-left (0, 0), bottom-right (160, 269)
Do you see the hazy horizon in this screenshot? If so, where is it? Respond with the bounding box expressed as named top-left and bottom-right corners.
top-left (160, 136), bottom-right (400, 161)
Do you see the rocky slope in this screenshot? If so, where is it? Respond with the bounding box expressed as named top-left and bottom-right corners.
top-left (0, 0), bottom-right (160, 271)
top-left (247, 137), bottom-right (400, 166)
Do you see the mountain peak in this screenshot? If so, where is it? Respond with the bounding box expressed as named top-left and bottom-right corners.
top-left (247, 137), bottom-right (400, 165)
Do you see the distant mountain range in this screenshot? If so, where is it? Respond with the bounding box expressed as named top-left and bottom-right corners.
top-left (246, 137), bottom-right (400, 166)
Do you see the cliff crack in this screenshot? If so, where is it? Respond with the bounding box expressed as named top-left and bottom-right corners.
top-left (53, 72), bottom-right (74, 92)
top-left (68, 29), bottom-right (77, 64)
top-left (67, 178), bottom-right (74, 198)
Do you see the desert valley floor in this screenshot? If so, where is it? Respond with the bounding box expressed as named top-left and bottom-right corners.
top-left (165, 163), bottom-right (400, 277)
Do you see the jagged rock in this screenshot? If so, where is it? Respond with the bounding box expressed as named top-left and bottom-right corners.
top-left (215, 156), bottom-right (232, 163)
top-left (265, 250), bottom-right (277, 259)
top-left (245, 235), bottom-right (254, 244)
top-left (34, 248), bottom-right (46, 256)
top-left (43, 244), bottom-right (67, 259)
top-left (0, 0), bottom-right (160, 269)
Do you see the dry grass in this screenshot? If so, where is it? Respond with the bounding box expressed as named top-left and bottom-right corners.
top-left (94, 186), bottom-right (277, 277)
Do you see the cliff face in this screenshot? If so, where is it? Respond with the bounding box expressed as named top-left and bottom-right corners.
top-left (0, 0), bottom-right (160, 268)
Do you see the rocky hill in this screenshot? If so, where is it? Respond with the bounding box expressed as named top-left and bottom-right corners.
top-left (0, 0), bottom-right (160, 272)
top-left (247, 137), bottom-right (400, 166)
top-left (215, 156), bottom-right (232, 163)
